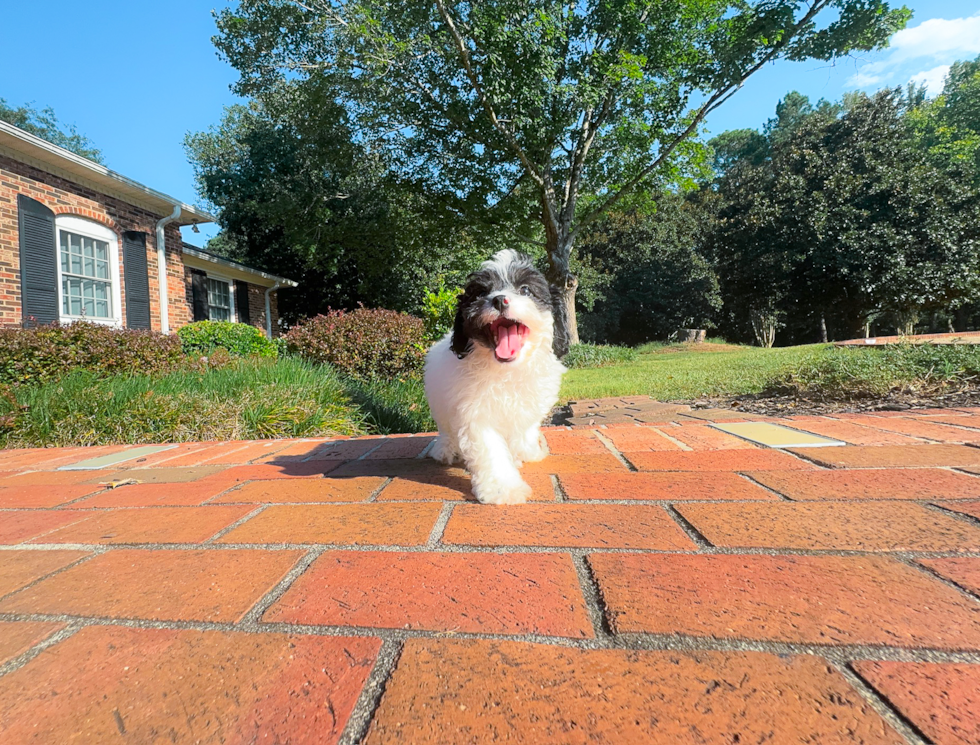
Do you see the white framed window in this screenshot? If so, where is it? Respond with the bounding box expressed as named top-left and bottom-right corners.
top-left (55, 216), bottom-right (122, 325)
top-left (206, 276), bottom-right (235, 321)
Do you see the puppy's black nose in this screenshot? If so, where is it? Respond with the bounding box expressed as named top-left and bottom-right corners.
top-left (492, 295), bottom-right (509, 311)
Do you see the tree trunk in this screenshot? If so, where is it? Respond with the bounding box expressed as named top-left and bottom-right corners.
top-left (819, 312), bottom-right (828, 344)
top-left (544, 223), bottom-right (579, 357)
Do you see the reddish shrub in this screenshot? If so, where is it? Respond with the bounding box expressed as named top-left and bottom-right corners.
top-left (0, 323), bottom-right (185, 386)
top-left (284, 308), bottom-right (427, 380)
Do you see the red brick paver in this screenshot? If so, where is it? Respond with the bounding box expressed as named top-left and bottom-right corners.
top-left (630, 448), bottom-right (815, 472)
top-left (854, 661), bottom-right (980, 745)
top-left (443, 503), bottom-right (696, 550)
top-left (0, 626), bottom-right (380, 745)
top-left (365, 639), bottom-right (903, 745)
top-left (0, 484), bottom-right (103, 508)
top-left (0, 510), bottom-right (92, 544)
top-left (212, 476), bottom-right (385, 503)
top-left (0, 549), bottom-right (90, 596)
top-left (793, 444), bottom-right (980, 469)
top-left (0, 621), bottom-right (63, 665)
top-left (264, 550), bottom-right (593, 638)
top-left (749, 468), bottom-right (980, 501)
top-left (560, 471), bottom-right (782, 501)
top-left (5, 405), bottom-right (980, 741)
top-left (938, 500), bottom-right (980, 521)
top-left (590, 553), bottom-right (980, 649)
top-left (0, 548), bottom-right (302, 622)
top-left (215, 503), bottom-right (441, 545)
top-left (33, 505), bottom-right (254, 545)
top-left (920, 558), bottom-right (980, 597)
top-left (676, 501), bottom-right (980, 551)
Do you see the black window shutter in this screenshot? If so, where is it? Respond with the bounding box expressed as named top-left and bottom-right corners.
top-left (17, 195), bottom-right (59, 326)
top-left (235, 281), bottom-right (251, 324)
top-left (190, 270), bottom-right (209, 321)
top-left (122, 232), bottom-right (151, 329)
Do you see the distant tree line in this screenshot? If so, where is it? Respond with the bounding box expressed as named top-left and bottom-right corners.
top-left (575, 56), bottom-right (980, 346)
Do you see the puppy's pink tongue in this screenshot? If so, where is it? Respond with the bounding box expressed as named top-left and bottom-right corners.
top-left (495, 324), bottom-right (522, 360)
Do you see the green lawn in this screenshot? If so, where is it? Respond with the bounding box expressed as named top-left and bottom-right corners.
top-left (560, 341), bottom-right (825, 401)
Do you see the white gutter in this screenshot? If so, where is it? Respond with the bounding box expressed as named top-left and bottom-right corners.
top-left (264, 281), bottom-right (282, 338)
top-left (155, 205), bottom-right (181, 334)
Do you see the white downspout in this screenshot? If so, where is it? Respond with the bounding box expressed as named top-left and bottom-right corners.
top-left (154, 205), bottom-right (181, 333)
top-left (265, 281), bottom-right (281, 338)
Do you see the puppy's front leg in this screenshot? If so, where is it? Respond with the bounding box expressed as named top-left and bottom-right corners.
top-left (461, 426), bottom-right (531, 505)
top-left (513, 424), bottom-right (549, 465)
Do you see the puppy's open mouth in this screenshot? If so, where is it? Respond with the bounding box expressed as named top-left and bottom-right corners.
top-left (489, 318), bottom-right (529, 362)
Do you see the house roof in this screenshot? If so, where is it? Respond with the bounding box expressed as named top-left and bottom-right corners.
top-left (181, 244), bottom-right (299, 289)
top-left (0, 120), bottom-right (215, 227)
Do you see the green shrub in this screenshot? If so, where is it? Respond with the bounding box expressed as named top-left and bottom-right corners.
top-left (562, 343), bottom-right (638, 369)
top-left (0, 322), bottom-right (184, 386)
top-left (177, 321), bottom-right (277, 358)
top-left (284, 307), bottom-right (427, 380)
top-left (421, 283), bottom-right (459, 341)
top-left (773, 343), bottom-right (980, 398)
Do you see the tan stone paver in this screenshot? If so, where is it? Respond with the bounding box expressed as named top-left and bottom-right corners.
top-left (3, 404), bottom-right (980, 743)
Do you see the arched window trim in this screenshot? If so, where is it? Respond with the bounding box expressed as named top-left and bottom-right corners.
top-left (54, 215), bottom-right (122, 326)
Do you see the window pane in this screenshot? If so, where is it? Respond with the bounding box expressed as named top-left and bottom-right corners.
top-left (70, 295), bottom-right (81, 316)
top-left (95, 259), bottom-right (109, 279)
top-left (70, 249), bottom-right (82, 275)
top-left (84, 255), bottom-right (95, 277)
top-left (96, 300), bottom-right (109, 318)
top-left (95, 241), bottom-right (108, 261)
top-left (62, 280), bottom-right (69, 314)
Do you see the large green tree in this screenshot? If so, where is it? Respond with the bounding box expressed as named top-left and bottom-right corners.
top-left (710, 88), bottom-right (980, 344)
top-left (212, 0), bottom-right (909, 354)
top-left (0, 99), bottom-right (103, 163)
top-left (186, 99), bottom-right (486, 322)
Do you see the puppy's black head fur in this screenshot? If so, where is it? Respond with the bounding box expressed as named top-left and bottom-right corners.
top-left (451, 251), bottom-right (552, 359)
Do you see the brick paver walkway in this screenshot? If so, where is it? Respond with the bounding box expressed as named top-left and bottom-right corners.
top-left (1, 401), bottom-right (980, 743)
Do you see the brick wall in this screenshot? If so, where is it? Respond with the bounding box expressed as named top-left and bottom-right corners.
top-left (0, 154), bottom-right (191, 331)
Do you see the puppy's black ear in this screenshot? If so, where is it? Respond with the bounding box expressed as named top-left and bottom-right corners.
top-left (450, 296), bottom-right (472, 359)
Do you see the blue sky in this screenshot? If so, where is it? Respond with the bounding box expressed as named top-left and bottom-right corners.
top-left (2, 1), bottom-right (979, 245)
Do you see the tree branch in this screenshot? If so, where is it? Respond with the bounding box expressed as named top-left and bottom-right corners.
top-left (434, 0), bottom-right (544, 187)
top-left (574, 0), bottom-right (832, 234)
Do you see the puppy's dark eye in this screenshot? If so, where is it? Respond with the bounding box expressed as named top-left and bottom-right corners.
top-left (519, 285), bottom-right (531, 296)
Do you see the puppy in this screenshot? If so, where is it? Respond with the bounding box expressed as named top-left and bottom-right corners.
top-left (424, 250), bottom-right (566, 504)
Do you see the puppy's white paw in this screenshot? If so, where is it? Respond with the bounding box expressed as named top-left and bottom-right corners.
top-left (475, 479), bottom-right (532, 505)
top-left (515, 433), bottom-right (549, 464)
top-left (429, 436), bottom-right (457, 465)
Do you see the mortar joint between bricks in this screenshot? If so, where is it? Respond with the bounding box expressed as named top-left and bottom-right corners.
top-left (829, 656), bottom-right (932, 745)
top-left (736, 472), bottom-right (793, 500)
top-left (664, 504), bottom-right (713, 549)
top-left (550, 474), bottom-right (567, 502)
top-left (426, 503), bottom-right (454, 547)
top-left (0, 620), bottom-right (85, 681)
top-left (571, 552), bottom-right (614, 640)
top-left (203, 504), bottom-right (267, 544)
top-left (895, 554), bottom-right (980, 603)
top-left (337, 639), bottom-right (404, 745)
top-left (592, 430), bottom-right (638, 471)
top-left (239, 547), bottom-right (323, 626)
top-left (366, 477), bottom-right (393, 503)
top-left (924, 500), bottom-right (980, 529)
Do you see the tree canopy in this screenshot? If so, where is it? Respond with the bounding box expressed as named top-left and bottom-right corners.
top-left (0, 99), bottom-right (104, 163)
top-left (212, 0), bottom-right (910, 353)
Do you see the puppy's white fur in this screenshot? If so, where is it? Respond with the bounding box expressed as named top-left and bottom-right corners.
top-left (424, 250), bottom-right (565, 504)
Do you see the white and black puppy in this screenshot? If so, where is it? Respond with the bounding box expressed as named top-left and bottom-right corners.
top-left (424, 250), bottom-right (566, 505)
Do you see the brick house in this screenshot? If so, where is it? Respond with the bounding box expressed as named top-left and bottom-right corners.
top-left (0, 120), bottom-right (295, 337)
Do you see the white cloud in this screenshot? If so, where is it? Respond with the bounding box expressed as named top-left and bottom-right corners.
top-left (847, 12), bottom-right (980, 94)
top-left (887, 14), bottom-right (980, 64)
top-left (847, 71), bottom-right (883, 88)
top-left (908, 64), bottom-right (951, 96)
